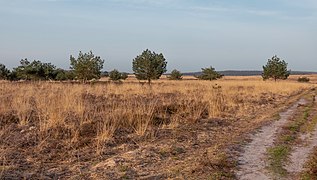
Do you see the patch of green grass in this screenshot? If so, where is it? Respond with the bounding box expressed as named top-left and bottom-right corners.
top-left (288, 122), bottom-right (300, 132)
top-left (118, 164), bottom-right (129, 172)
top-left (273, 113), bottom-right (281, 121)
top-left (267, 96), bottom-right (315, 178)
top-left (158, 148), bottom-right (169, 157)
top-left (303, 110), bottom-right (309, 119)
top-left (120, 174), bottom-right (130, 180)
top-left (171, 146), bottom-right (185, 156)
top-left (281, 135), bottom-right (296, 143)
top-left (301, 173), bottom-right (313, 180)
top-left (267, 145), bottom-right (290, 176)
top-left (288, 107), bottom-right (310, 133)
top-left (301, 114), bottom-right (317, 133)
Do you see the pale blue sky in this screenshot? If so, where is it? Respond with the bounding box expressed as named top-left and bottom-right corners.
top-left (0, 0), bottom-right (316, 72)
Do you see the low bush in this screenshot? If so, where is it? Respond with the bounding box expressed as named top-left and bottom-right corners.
top-left (298, 77), bottom-right (310, 83)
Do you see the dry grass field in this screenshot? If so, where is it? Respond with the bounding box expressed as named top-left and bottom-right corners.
top-left (0, 76), bottom-right (316, 179)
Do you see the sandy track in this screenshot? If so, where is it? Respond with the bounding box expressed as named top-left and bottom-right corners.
top-left (285, 96), bottom-right (317, 176)
top-left (236, 99), bottom-right (307, 180)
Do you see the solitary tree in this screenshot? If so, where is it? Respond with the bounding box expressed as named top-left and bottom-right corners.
top-left (109, 69), bottom-right (128, 81)
top-left (168, 69), bottom-right (183, 80)
top-left (262, 55), bottom-right (290, 81)
top-left (132, 49), bottom-right (167, 84)
top-left (70, 51), bottom-right (104, 83)
top-left (0, 63), bottom-right (10, 80)
top-left (196, 66), bottom-right (223, 81)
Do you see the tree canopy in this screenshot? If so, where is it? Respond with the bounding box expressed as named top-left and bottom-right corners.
top-left (54, 69), bottom-right (75, 81)
top-left (70, 51), bottom-right (104, 82)
top-left (12, 59), bottom-right (56, 80)
top-left (262, 55), bottom-right (290, 81)
top-left (196, 66), bottom-right (223, 81)
top-left (0, 63), bottom-right (10, 80)
top-left (132, 49), bottom-right (167, 84)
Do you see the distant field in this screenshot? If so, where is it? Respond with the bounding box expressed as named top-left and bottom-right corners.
top-left (0, 78), bottom-right (315, 179)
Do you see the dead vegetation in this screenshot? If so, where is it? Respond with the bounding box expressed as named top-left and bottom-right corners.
top-left (0, 80), bottom-right (313, 179)
top-left (302, 147), bottom-right (317, 179)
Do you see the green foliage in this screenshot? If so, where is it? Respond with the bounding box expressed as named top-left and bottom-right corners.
top-left (298, 77), bottom-right (310, 83)
top-left (0, 63), bottom-right (10, 80)
top-left (65, 70), bottom-right (76, 80)
top-left (54, 69), bottom-right (75, 81)
top-left (268, 145), bottom-right (289, 176)
top-left (70, 51), bottom-right (105, 82)
top-left (262, 55), bottom-right (290, 81)
top-left (109, 69), bottom-right (121, 81)
top-left (168, 69), bottom-right (183, 80)
top-left (132, 49), bottom-right (167, 84)
top-left (121, 72), bottom-right (128, 80)
top-left (196, 66), bottom-right (223, 81)
top-left (109, 69), bottom-right (128, 81)
top-left (42, 62), bottom-right (56, 80)
top-left (54, 69), bottom-right (66, 81)
top-left (13, 58), bottom-right (56, 81)
top-left (267, 99), bottom-right (314, 178)
top-left (7, 70), bottom-right (18, 81)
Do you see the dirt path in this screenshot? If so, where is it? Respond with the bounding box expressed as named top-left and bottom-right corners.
top-left (235, 99), bottom-right (307, 180)
top-left (285, 97), bottom-right (317, 177)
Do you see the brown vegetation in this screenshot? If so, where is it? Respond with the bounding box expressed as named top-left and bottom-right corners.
top-left (0, 79), bottom-right (313, 179)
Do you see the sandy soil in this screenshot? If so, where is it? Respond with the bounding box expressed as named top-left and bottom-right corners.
top-left (235, 99), bottom-right (307, 180)
top-left (285, 96), bottom-right (317, 177)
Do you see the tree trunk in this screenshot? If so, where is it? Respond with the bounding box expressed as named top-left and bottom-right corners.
top-left (148, 78), bottom-right (151, 85)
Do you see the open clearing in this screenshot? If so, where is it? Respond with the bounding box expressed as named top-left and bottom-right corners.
top-left (0, 76), bottom-right (317, 179)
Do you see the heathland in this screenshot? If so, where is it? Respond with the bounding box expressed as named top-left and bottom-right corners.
top-left (1, 75), bottom-right (317, 179)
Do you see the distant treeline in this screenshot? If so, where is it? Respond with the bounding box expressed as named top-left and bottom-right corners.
top-left (1, 50), bottom-right (314, 83)
top-left (0, 50), bottom-right (223, 83)
top-left (182, 70), bottom-right (317, 77)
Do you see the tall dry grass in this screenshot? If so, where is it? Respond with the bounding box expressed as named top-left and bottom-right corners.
top-left (0, 80), bottom-right (313, 154)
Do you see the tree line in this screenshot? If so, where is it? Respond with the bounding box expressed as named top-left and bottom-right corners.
top-left (0, 49), bottom-right (290, 83)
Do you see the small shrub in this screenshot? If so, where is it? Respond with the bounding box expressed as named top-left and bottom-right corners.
top-left (109, 69), bottom-right (128, 81)
top-left (121, 73), bottom-right (128, 80)
top-left (298, 77), bottom-right (310, 83)
top-left (196, 66), bottom-right (223, 81)
top-left (168, 69), bottom-right (183, 80)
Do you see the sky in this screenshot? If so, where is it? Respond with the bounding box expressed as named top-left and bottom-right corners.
top-left (0, 0), bottom-right (316, 72)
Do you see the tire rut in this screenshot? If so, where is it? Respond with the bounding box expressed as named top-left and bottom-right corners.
top-left (235, 98), bottom-right (307, 180)
top-left (285, 96), bottom-right (317, 177)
